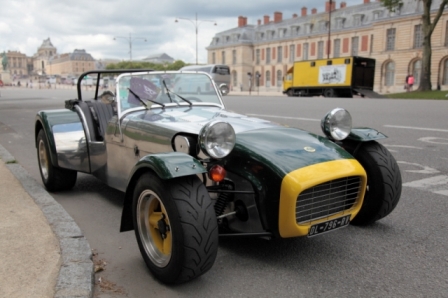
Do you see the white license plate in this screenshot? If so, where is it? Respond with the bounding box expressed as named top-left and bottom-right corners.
top-left (308, 215), bottom-right (351, 237)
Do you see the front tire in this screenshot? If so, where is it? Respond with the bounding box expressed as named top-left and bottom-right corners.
top-left (343, 141), bottom-right (402, 226)
top-left (132, 173), bottom-right (218, 284)
top-left (36, 129), bottom-right (77, 191)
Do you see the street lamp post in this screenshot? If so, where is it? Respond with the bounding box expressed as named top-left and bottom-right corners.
top-left (175, 13), bottom-right (216, 64)
top-left (327, 0), bottom-right (332, 59)
top-left (113, 33), bottom-right (147, 61)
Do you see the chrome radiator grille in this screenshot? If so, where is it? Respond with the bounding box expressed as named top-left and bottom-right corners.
top-left (296, 176), bottom-right (361, 224)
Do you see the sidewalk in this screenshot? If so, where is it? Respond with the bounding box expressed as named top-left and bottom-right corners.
top-left (0, 144), bottom-right (94, 298)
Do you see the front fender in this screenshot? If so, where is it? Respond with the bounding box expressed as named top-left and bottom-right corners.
top-left (120, 152), bottom-right (207, 232)
top-left (346, 128), bottom-right (387, 142)
top-left (130, 152), bottom-right (206, 181)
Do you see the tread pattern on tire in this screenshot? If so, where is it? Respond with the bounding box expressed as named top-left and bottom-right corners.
top-left (344, 141), bottom-right (402, 226)
top-left (168, 176), bottom-right (218, 283)
top-left (133, 173), bottom-right (218, 284)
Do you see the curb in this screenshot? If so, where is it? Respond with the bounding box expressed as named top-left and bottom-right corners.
top-left (0, 144), bottom-right (94, 298)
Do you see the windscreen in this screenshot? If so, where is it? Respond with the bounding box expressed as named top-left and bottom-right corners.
top-left (116, 71), bottom-right (223, 115)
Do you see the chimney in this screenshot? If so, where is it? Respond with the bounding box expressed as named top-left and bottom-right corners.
top-left (340, 2), bottom-right (346, 8)
top-left (258, 19), bottom-right (261, 25)
top-left (274, 11), bottom-right (283, 23)
top-left (311, 8), bottom-right (317, 14)
top-left (364, 0), bottom-right (370, 3)
top-left (238, 16), bottom-right (244, 27)
top-left (301, 7), bottom-right (307, 17)
top-left (292, 13), bottom-right (298, 18)
top-left (263, 15), bottom-right (270, 24)
top-left (325, 1), bottom-right (336, 12)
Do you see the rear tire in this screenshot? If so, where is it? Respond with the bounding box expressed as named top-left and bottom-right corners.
top-left (343, 141), bottom-right (402, 226)
top-left (133, 173), bottom-right (218, 284)
top-left (323, 88), bottom-right (337, 98)
top-left (36, 129), bottom-right (77, 191)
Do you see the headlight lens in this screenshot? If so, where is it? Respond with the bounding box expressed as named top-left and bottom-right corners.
top-left (199, 121), bottom-right (236, 159)
top-left (321, 108), bottom-right (352, 141)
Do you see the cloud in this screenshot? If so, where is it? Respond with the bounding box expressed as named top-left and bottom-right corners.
top-left (0, 0), bottom-right (363, 63)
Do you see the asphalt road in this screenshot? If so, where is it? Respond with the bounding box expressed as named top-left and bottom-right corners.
top-left (1, 88), bottom-right (447, 297)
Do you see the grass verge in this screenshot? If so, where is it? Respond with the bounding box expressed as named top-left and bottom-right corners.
top-left (385, 90), bottom-right (448, 99)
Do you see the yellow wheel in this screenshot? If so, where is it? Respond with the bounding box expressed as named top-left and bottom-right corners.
top-left (136, 189), bottom-right (172, 267)
top-left (132, 173), bottom-right (218, 284)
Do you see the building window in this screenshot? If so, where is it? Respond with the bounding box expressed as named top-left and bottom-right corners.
top-left (232, 70), bottom-right (237, 88)
top-left (256, 49), bottom-right (260, 65)
top-left (304, 24), bottom-right (312, 34)
top-left (278, 28), bottom-right (287, 38)
top-left (412, 60), bottom-right (421, 86)
top-left (334, 39), bottom-right (341, 58)
top-left (386, 28), bottom-right (396, 51)
top-left (303, 43), bottom-right (309, 60)
top-left (212, 52), bottom-right (215, 64)
top-left (443, 59), bottom-right (448, 85)
top-left (445, 21), bottom-right (448, 46)
top-left (317, 41), bottom-right (324, 59)
top-left (319, 21), bottom-right (327, 32)
top-left (414, 24), bottom-right (423, 48)
top-left (335, 18), bottom-right (345, 29)
top-left (351, 37), bottom-right (359, 56)
top-left (289, 45), bottom-right (295, 63)
top-left (232, 50), bottom-right (237, 65)
top-left (277, 46), bottom-right (282, 63)
top-left (291, 26), bottom-right (300, 36)
top-left (266, 48), bottom-right (271, 64)
top-left (353, 14), bottom-right (364, 26)
top-left (373, 10), bottom-right (383, 20)
top-left (266, 70), bottom-right (271, 87)
top-left (385, 61), bottom-right (395, 86)
top-left (222, 51), bottom-right (225, 64)
top-left (277, 70), bottom-right (282, 87)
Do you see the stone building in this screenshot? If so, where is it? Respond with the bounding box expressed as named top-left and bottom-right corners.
top-left (47, 49), bottom-right (96, 76)
top-left (4, 51), bottom-right (31, 77)
top-left (142, 53), bottom-right (175, 64)
top-left (207, 0), bottom-right (448, 93)
top-left (33, 38), bottom-right (57, 75)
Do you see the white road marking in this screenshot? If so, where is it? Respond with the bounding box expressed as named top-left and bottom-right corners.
top-left (418, 137), bottom-right (448, 145)
top-left (384, 125), bottom-right (448, 133)
top-left (247, 114), bottom-right (320, 122)
top-left (434, 190), bottom-right (448, 196)
top-left (384, 145), bottom-right (423, 150)
top-left (397, 161), bottom-right (440, 174)
top-left (403, 175), bottom-right (448, 197)
top-left (403, 175), bottom-right (448, 187)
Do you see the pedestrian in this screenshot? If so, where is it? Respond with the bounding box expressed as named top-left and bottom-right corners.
top-left (405, 74), bottom-right (410, 91)
top-left (407, 74), bottom-right (414, 92)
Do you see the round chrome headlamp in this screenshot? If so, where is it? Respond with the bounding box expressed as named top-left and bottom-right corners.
top-left (199, 121), bottom-right (236, 159)
top-left (321, 108), bottom-right (352, 141)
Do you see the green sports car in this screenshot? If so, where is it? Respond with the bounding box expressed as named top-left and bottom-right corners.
top-left (35, 69), bottom-right (401, 284)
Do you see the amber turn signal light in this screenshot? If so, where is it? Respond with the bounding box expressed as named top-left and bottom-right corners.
top-left (209, 165), bottom-right (226, 182)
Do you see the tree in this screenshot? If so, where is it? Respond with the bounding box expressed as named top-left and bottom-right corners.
top-left (381, 0), bottom-right (448, 91)
top-left (105, 60), bottom-right (188, 71)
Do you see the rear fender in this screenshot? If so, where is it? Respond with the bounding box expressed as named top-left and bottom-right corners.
top-left (35, 109), bottom-right (90, 173)
top-left (120, 152), bottom-right (207, 232)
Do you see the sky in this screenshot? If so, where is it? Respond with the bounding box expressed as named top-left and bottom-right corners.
top-left (0, 0), bottom-right (362, 64)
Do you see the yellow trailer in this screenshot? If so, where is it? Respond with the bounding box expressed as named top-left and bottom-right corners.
top-left (283, 56), bottom-right (380, 98)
